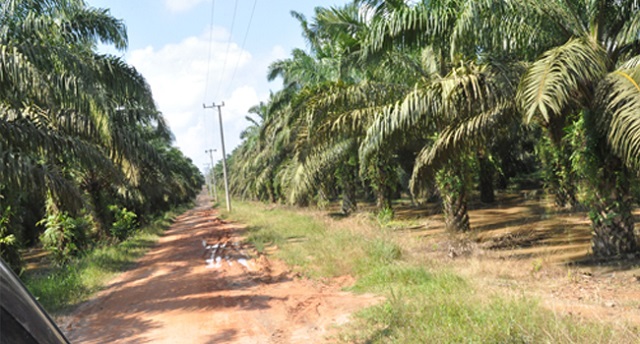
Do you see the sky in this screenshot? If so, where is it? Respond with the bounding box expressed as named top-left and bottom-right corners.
top-left (87, 0), bottom-right (349, 172)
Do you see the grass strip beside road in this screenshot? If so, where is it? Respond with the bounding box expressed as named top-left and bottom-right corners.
top-left (225, 200), bottom-right (632, 343)
top-left (23, 206), bottom-right (188, 313)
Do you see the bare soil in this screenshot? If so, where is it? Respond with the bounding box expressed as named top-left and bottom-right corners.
top-left (59, 194), bottom-right (379, 343)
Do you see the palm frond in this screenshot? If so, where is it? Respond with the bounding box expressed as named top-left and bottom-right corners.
top-left (411, 102), bottom-right (517, 189)
top-left (0, 43), bottom-right (49, 103)
top-left (595, 66), bottom-right (640, 170)
top-left (360, 79), bottom-right (442, 165)
top-left (63, 6), bottom-right (128, 50)
top-left (518, 37), bottom-right (607, 125)
top-left (289, 139), bottom-right (356, 204)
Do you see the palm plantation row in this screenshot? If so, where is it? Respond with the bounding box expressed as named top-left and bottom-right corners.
top-left (0, 0), bottom-right (203, 271)
top-left (223, 0), bottom-right (640, 259)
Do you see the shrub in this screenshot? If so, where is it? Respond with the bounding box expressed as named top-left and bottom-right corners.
top-left (376, 206), bottom-right (394, 225)
top-left (108, 205), bottom-right (138, 241)
top-left (39, 212), bottom-right (90, 265)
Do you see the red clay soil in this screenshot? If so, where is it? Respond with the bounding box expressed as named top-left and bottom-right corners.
top-left (60, 194), bottom-right (378, 343)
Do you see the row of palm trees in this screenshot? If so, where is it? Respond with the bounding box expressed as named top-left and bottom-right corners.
top-left (0, 0), bottom-right (203, 270)
top-left (225, 0), bottom-right (640, 259)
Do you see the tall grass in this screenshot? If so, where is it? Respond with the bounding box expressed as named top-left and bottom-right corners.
top-left (23, 207), bottom-right (185, 313)
top-left (226, 201), bottom-right (635, 344)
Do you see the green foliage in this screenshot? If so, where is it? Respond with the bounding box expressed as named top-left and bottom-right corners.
top-left (0, 206), bottom-right (22, 273)
top-left (435, 168), bottom-right (465, 201)
top-left (38, 212), bottom-right (90, 265)
top-left (108, 205), bottom-right (138, 241)
top-left (530, 116), bottom-right (581, 208)
top-left (0, 0), bottom-right (203, 266)
top-left (515, 0), bottom-right (640, 255)
top-left (24, 264), bottom-right (86, 312)
top-left (223, 0), bottom-right (640, 257)
top-left (376, 206), bottom-right (394, 225)
top-left (536, 134), bottom-right (559, 189)
top-left (568, 115), bottom-right (594, 203)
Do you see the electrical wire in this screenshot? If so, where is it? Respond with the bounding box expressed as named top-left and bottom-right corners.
top-left (202, 0), bottom-right (217, 149)
top-left (224, 0), bottom-right (258, 96)
top-left (202, 0), bottom-right (216, 104)
top-left (213, 0), bottom-right (239, 100)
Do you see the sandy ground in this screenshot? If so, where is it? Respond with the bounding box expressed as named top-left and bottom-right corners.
top-left (60, 194), bottom-right (379, 343)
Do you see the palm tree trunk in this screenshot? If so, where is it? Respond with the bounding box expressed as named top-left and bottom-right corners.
top-left (267, 182), bottom-right (277, 203)
top-left (589, 158), bottom-right (638, 257)
top-left (442, 182), bottom-right (470, 232)
top-left (373, 158), bottom-right (393, 211)
top-left (341, 181), bottom-right (357, 214)
top-left (545, 118), bottom-right (578, 208)
top-left (550, 153), bottom-right (578, 208)
top-left (340, 159), bottom-right (358, 214)
top-left (82, 173), bottom-right (110, 238)
top-left (478, 151), bottom-right (495, 203)
top-left (591, 208), bottom-right (637, 257)
top-left (437, 166), bottom-right (470, 232)
top-left (342, 186), bottom-right (357, 214)
top-left (375, 187), bottom-right (392, 210)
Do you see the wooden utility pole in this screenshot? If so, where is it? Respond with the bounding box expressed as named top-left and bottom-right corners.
top-left (203, 102), bottom-right (231, 212)
top-left (204, 163), bottom-right (212, 198)
top-left (204, 149), bottom-right (218, 202)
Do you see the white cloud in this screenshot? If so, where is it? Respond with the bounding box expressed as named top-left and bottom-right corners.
top-left (164, 0), bottom-right (207, 13)
top-left (125, 27), bottom-right (276, 172)
top-left (176, 117), bottom-right (208, 167)
top-left (222, 85), bottom-right (261, 149)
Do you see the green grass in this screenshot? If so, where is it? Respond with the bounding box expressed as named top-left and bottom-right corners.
top-left (226, 200), bottom-right (636, 344)
top-left (23, 207), bottom-right (186, 313)
top-left (344, 265), bottom-right (619, 343)
top-left (224, 201), bottom-right (400, 279)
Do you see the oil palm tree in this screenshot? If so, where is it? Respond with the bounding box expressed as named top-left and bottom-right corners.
top-left (517, 0), bottom-right (640, 257)
top-left (0, 0), bottom-right (202, 266)
top-left (248, 6), bottom-right (369, 209)
top-left (357, 0), bottom-right (512, 232)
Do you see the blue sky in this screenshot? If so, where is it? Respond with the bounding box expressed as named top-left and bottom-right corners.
top-left (87, 0), bottom-right (349, 171)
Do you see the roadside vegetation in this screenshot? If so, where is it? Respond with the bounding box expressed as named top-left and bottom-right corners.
top-left (23, 205), bottom-right (187, 313)
top-left (227, 200), bottom-right (637, 343)
top-left (0, 0), bottom-right (203, 275)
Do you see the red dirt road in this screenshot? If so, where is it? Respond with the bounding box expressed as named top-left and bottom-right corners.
top-left (61, 194), bottom-right (378, 343)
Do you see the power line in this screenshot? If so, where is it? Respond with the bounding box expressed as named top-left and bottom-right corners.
top-left (214, 0), bottom-right (239, 100)
top-left (202, 0), bottom-right (217, 149)
top-left (225, 0), bottom-right (258, 96)
top-left (202, 0), bottom-right (216, 104)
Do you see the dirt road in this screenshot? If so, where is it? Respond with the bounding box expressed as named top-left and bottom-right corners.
top-left (62, 194), bottom-right (378, 343)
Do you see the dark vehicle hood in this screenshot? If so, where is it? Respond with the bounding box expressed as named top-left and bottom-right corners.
top-left (1, 258), bottom-right (69, 343)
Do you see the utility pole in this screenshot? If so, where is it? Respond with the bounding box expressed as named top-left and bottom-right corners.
top-left (204, 163), bottom-right (212, 197)
top-left (205, 149), bottom-right (218, 202)
top-left (203, 101), bottom-right (231, 212)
